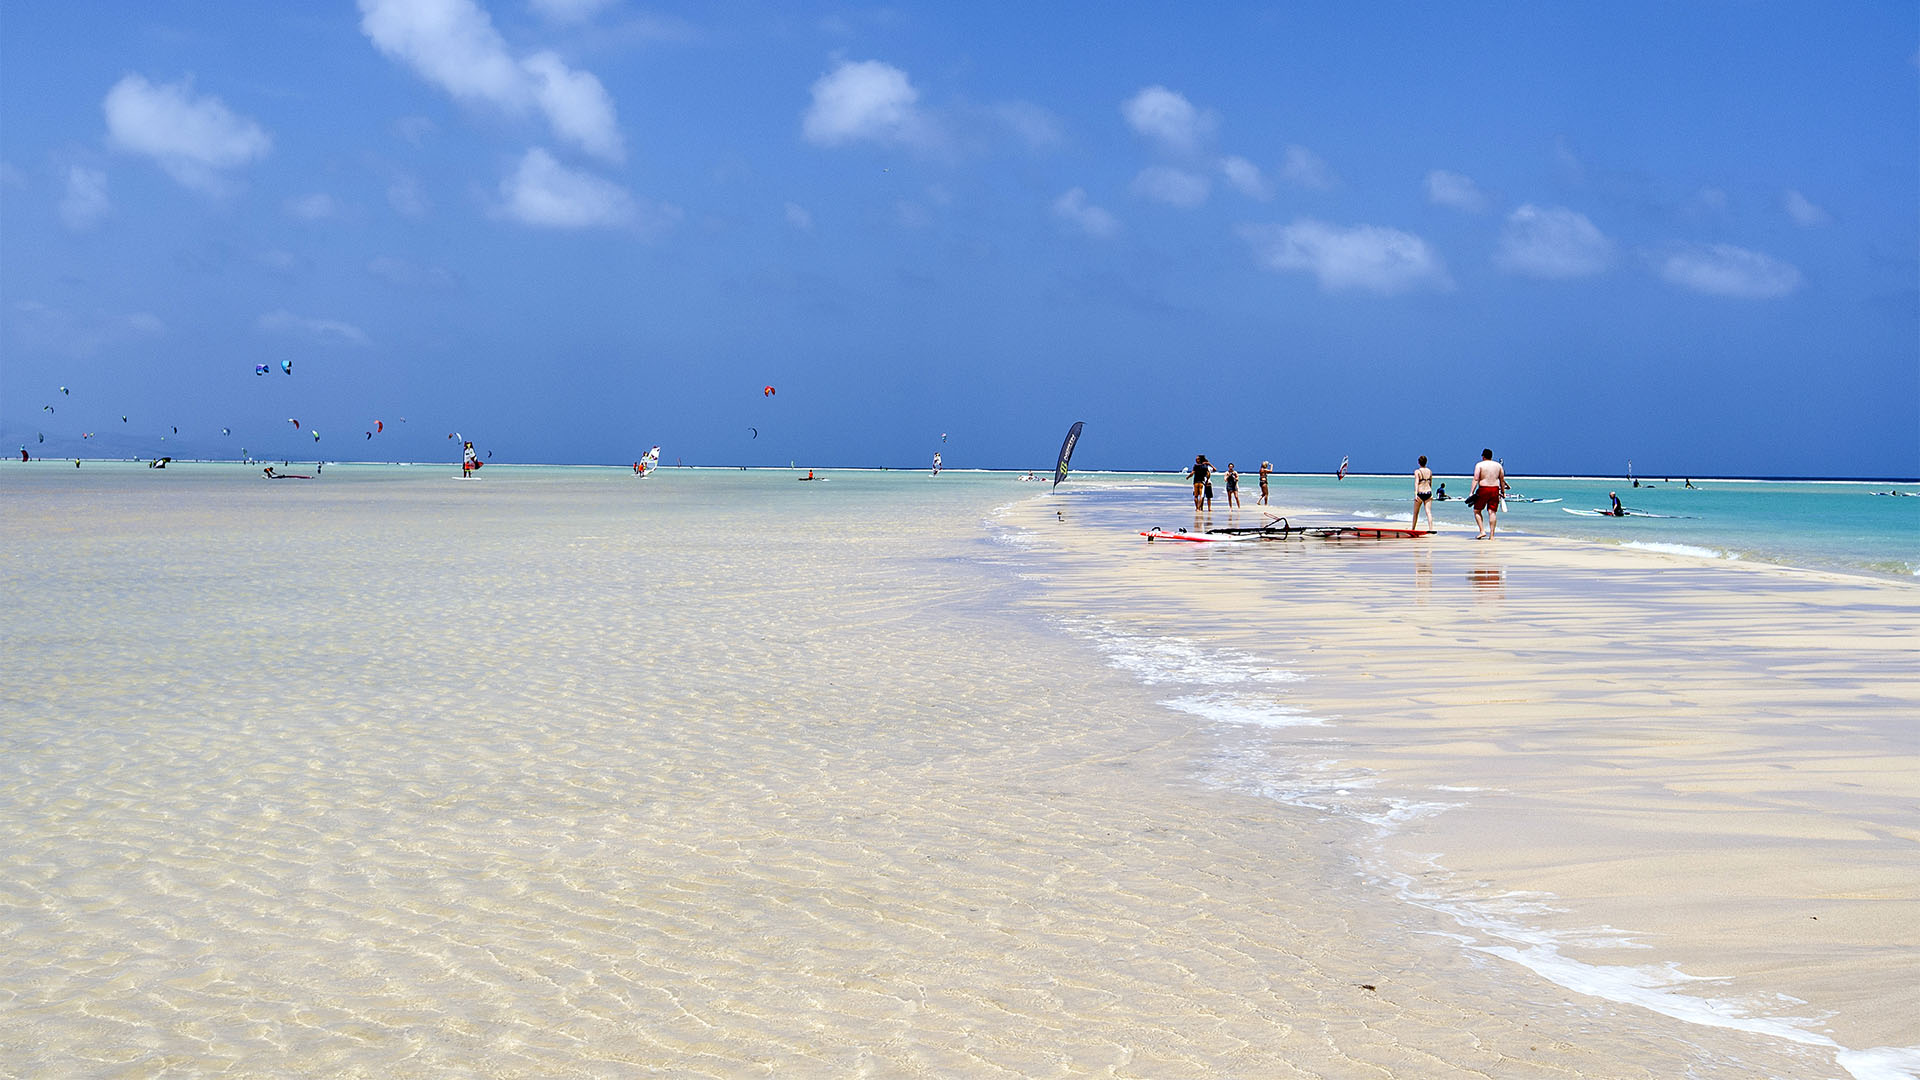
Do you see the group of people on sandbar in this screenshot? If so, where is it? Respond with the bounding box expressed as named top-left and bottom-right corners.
top-left (1187, 456), bottom-right (1275, 511)
top-left (1190, 449), bottom-right (1513, 539)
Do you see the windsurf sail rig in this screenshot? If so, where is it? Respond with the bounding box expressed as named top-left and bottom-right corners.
top-left (1337, 455), bottom-right (1349, 480)
top-left (1053, 421), bottom-right (1084, 488)
top-left (931, 452), bottom-right (942, 475)
top-left (635, 445), bottom-right (661, 476)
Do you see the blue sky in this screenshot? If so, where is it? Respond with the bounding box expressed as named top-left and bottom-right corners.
top-left (3, 1), bottom-right (1915, 476)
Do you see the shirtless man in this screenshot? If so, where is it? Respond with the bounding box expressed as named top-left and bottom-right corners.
top-left (1472, 448), bottom-right (1507, 539)
top-left (1412, 455), bottom-right (1435, 531)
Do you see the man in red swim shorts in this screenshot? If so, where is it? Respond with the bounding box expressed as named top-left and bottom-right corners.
top-left (1472, 448), bottom-right (1507, 539)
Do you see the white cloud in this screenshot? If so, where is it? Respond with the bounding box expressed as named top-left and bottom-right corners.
top-left (1425, 169), bottom-right (1487, 213)
top-left (59, 166), bottom-right (111, 229)
top-left (494, 147), bottom-right (641, 228)
top-left (1784, 189), bottom-right (1831, 227)
top-left (393, 115), bottom-right (437, 145)
top-left (358, 0), bottom-right (623, 161)
top-left (102, 74), bottom-right (270, 193)
top-left (1278, 144), bottom-right (1335, 190)
top-left (1219, 156), bottom-right (1269, 200)
top-left (1131, 165), bottom-right (1209, 208)
top-left (801, 59), bottom-right (933, 149)
top-left (1658, 244), bottom-right (1802, 299)
top-left (528, 0), bottom-right (616, 23)
top-left (521, 51), bottom-right (624, 161)
top-left (1121, 85), bottom-right (1215, 157)
top-left (285, 192), bottom-right (339, 220)
top-left (1494, 204), bottom-right (1612, 278)
top-left (1052, 188), bottom-right (1118, 238)
top-left (784, 201), bottom-right (813, 230)
top-left (1240, 219), bottom-right (1451, 295)
top-left (258, 309), bottom-right (371, 346)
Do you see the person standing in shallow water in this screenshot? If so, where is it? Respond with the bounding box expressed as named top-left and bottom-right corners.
top-left (1189, 454), bottom-right (1212, 511)
top-left (1471, 448), bottom-right (1507, 539)
top-left (1223, 463), bottom-right (1241, 509)
top-left (462, 441), bottom-right (478, 478)
top-left (1412, 455), bottom-right (1435, 531)
top-left (1258, 461), bottom-right (1272, 505)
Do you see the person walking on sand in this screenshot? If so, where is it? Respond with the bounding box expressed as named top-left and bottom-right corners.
top-left (1412, 455), bottom-right (1435, 531)
top-left (1471, 448), bottom-right (1508, 539)
top-left (1258, 461), bottom-right (1272, 505)
top-left (1224, 463), bottom-right (1242, 509)
top-left (1189, 454), bottom-right (1213, 511)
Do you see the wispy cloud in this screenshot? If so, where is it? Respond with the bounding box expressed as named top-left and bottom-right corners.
top-left (1278, 144), bottom-right (1336, 190)
top-left (258, 309), bottom-right (371, 346)
top-left (358, 0), bottom-right (624, 161)
top-left (1121, 85), bottom-right (1216, 158)
top-left (784, 201), bottom-right (813, 231)
top-left (285, 192), bottom-right (339, 220)
top-left (801, 59), bottom-right (937, 150)
top-left (1425, 169), bottom-right (1488, 213)
top-left (8, 300), bottom-right (165, 357)
top-left (1658, 244), bottom-right (1802, 299)
top-left (1131, 165), bottom-right (1209, 208)
top-left (1053, 188), bottom-right (1118, 238)
top-left (103, 74), bottom-right (270, 193)
top-left (388, 174), bottom-right (428, 216)
top-left (1494, 204), bottom-right (1612, 278)
top-left (1219, 156), bottom-right (1269, 200)
top-left (367, 255), bottom-right (456, 288)
top-left (59, 166), bottom-right (111, 229)
top-left (1783, 189), bottom-right (1831, 227)
top-left (493, 147), bottom-right (676, 231)
top-left (1240, 219), bottom-right (1451, 294)
top-left (995, 101), bottom-right (1062, 150)
top-left (527, 0), bottom-right (616, 24)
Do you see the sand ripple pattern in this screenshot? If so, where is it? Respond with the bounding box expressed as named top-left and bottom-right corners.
top-left (0, 467), bottom-right (1837, 1077)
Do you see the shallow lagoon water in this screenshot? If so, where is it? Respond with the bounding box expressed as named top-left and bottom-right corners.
top-left (1, 462), bottom-right (1913, 1078)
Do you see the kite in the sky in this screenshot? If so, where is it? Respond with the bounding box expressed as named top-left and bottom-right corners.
top-left (255, 364), bottom-right (270, 376)
top-left (59, 386), bottom-right (69, 395)
top-left (289, 418), bottom-right (300, 430)
top-left (749, 427), bottom-right (758, 439)
top-left (281, 359), bottom-right (293, 375)
top-left (763, 386), bottom-right (776, 397)
top-left (42, 404), bottom-right (53, 413)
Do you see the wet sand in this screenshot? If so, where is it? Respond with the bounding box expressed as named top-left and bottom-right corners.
top-left (0, 465), bottom-right (1908, 1077)
top-left (1007, 488), bottom-right (1920, 1073)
